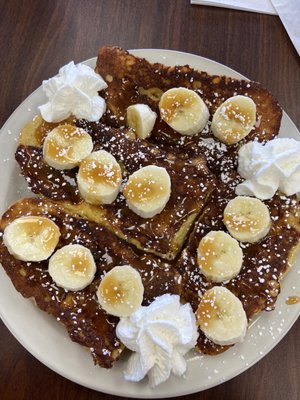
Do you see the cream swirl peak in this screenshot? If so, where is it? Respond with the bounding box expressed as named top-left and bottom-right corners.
top-left (116, 294), bottom-right (198, 387)
top-left (236, 138), bottom-right (300, 200)
top-left (39, 61), bottom-right (107, 123)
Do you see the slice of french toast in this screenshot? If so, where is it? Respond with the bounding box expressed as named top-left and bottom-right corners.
top-left (0, 197), bottom-right (181, 368)
top-left (176, 174), bottom-right (300, 355)
top-left (96, 46), bottom-right (282, 176)
top-left (96, 46), bottom-right (282, 143)
top-left (16, 117), bottom-right (216, 261)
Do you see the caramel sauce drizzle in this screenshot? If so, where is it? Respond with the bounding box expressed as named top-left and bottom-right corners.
top-left (100, 274), bottom-right (125, 304)
top-left (222, 103), bottom-right (252, 125)
top-left (161, 90), bottom-right (195, 123)
top-left (285, 296), bottom-right (300, 305)
top-left (197, 237), bottom-right (216, 273)
top-left (69, 253), bottom-right (89, 276)
top-left (19, 217), bottom-right (59, 251)
top-left (80, 159), bottom-right (121, 188)
top-left (124, 176), bottom-right (163, 202)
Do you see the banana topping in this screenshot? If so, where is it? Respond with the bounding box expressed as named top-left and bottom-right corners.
top-left (3, 216), bottom-right (60, 262)
top-left (211, 95), bottom-right (256, 145)
top-left (127, 104), bottom-right (157, 139)
top-left (77, 150), bottom-right (122, 205)
top-left (159, 87), bottom-right (209, 136)
top-left (197, 231), bottom-right (243, 282)
top-left (223, 196), bottom-right (271, 243)
top-left (123, 165), bottom-right (171, 218)
top-left (97, 265), bottom-right (144, 317)
top-left (48, 244), bottom-right (96, 291)
top-left (196, 286), bottom-right (248, 346)
top-left (43, 124), bottom-right (93, 170)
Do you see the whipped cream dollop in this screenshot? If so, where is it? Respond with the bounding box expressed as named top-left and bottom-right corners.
top-left (236, 138), bottom-right (300, 200)
top-left (116, 294), bottom-right (198, 387)
top-left (39, 61), bottom-right (107, 123)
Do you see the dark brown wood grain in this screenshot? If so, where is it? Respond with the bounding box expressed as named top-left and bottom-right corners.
top-left (0, 0), bottom-right (299, 399)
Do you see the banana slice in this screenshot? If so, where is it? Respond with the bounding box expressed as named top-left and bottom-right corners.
top-left (159, 87), bottom-right (209, 136)
top-left (196, 286), bottom-right (247, 346)
top-left (48, 244), bottom-right (96, 291)
top-left (77, 150), bottom-right (122, 205)
top-left (223, 196), bottom-right (271, 243)
top-left (43, 124), bottom-right (93, 170)
top-left (123, 165), bottom-right (171, 218)
top-left (127, 104), bottom-right (157, 139)
top-left (3, 216), bottom-right (60, 262)
top-left (197, 231), bottom-right (243, 282)
top-left (97, 265), bottom-right (144, 317)
top-left (211, 95), bottom-right (256, 145)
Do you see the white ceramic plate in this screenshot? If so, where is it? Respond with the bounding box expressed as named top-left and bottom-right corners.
top-left (0, 50), bottom-right (299, 399)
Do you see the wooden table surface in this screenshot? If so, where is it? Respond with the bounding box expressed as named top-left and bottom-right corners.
top-left (0, 1), bottom-right (299, 399)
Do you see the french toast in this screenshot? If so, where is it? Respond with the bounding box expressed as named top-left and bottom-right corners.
top-left (96, 46), bottom-right (282, 172)
top-left (94, 46), bottom-right (299, 354)
top-left (0, 197), bottom-right (181, 368)
top-left (16, 116), bottom-right (215, 260)
top-left (177, 175), bottom-right (300, 354)
top-left (1, 45), bottom-right (300, 380)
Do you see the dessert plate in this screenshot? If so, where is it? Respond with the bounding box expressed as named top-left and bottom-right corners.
top-left (0, 49), bottom-right (299, 398)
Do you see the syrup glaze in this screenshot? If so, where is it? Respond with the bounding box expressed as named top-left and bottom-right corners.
top-left (177, 175), bottom-right (300, 355)
top-left (0, 198), bottom-right (181, 368)
top-left (15, 121), bottom-right (216, 259)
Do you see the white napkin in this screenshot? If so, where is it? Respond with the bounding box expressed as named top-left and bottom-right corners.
top-left (270, 0), bottom-right (300, 56)
top-left (190, 0), bottom-right (277, 15)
